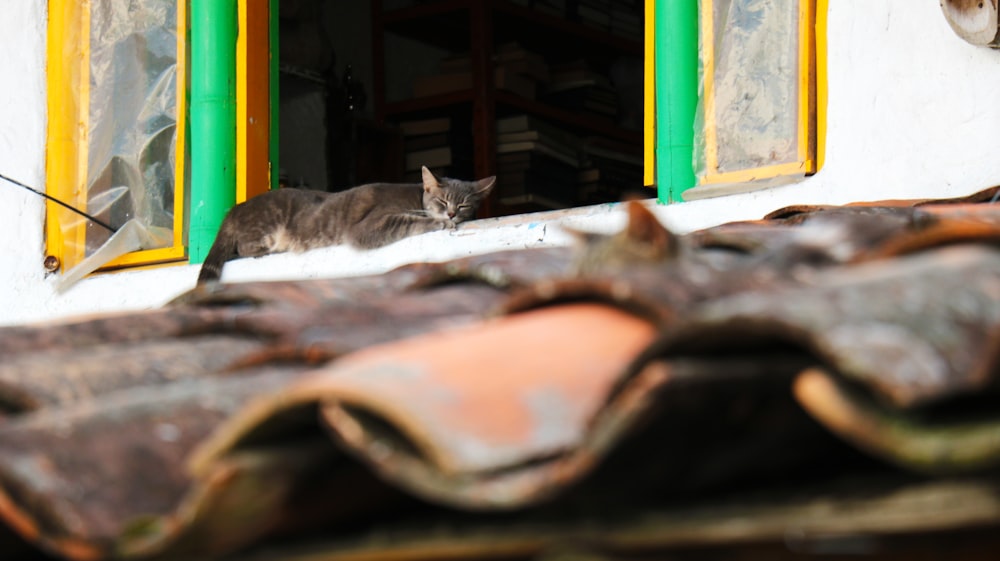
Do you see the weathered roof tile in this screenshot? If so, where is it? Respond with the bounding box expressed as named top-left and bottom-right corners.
top-left (1, 188), bottom-right (1000, 559)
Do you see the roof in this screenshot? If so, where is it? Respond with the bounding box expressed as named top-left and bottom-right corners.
top-left (2, 187), bottom-right (1000, 560)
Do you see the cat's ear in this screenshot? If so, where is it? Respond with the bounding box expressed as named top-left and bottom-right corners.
top-left (623, 201), bottom-right (680, 256)
top-left (474, 176), bottom-right (496, 195)
top-left (421, 166), bottom-right (441, 193)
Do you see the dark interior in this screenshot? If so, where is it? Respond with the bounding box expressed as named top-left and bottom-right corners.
top-left (278, 0), bottom-right (645, 218)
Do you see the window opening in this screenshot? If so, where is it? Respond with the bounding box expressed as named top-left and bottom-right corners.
top-left (274, 0), bottom-right (647, 218)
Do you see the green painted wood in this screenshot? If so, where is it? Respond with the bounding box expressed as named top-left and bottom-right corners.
top-left (655, 0), bottom-right (699, 203)
top-left (189, 0), bottom-right (238, 264)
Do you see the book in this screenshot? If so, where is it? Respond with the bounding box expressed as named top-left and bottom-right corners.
top-left (577, 4), bottom-right (611, 28)
top-left (545, 72), bottom-right (614, 93)
top-left (543, 91), bottom-right (618, 117)
top-left (496, 56), bottom-right (550, 83)
top-left (496, 151), bottom-right (533, 169)
top-left (496, 114), bottom-right (540, 134)
top-left (494, 66), bottom-right (537, 99)
top-left (497, 140), bottom-right (580, 167)
top-left (398, 117), bottom-right (450, 136)
top-left (404, 132), bottom-right (450, 152)
top-left (577, 164), bottom-right (642, 188)
top-left (495, 43), bottom-right (551, 81)
top-left (413, 67), bottom-right (538, 99)
top-left (611, 5), bottom-right (642, 37)
top-left (499, 154), bottom-right (577, 178)
top-left (497, 144), bottom-right (579, 161)
top-left (497, 157), bottom-right (577, 201)
top-left (496, 130), bottom-right (580, 157)
top-left (495, 147), bottom-right (580, 210)
top-left (413, 72), bottom-right (472, 97)
top-left (405, 146), bottom-right (451, 171)
top-left (437, 53), bottom-right (471, 74)
top-left (434, 45), bottom-right (550, 83)
top-left (533, 0), bottom-right (564, 17)
top-left (496, 115), bottom-right (581, 150)
top-left (583, 137), bottom-right (643, 166)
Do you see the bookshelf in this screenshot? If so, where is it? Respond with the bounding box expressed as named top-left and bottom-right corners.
top-left (371, 0), bottom-right (644, 216)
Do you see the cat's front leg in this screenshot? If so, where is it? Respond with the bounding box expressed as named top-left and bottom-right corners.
top-left (405, 216), bottom-right (451, 234)
top-left (412, 216), bottom-right (454, 232)
top-left (349, 214), bottom-right (450, 249)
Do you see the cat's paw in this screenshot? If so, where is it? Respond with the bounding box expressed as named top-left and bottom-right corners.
top-left (440, 219), bottom-right (458, 231)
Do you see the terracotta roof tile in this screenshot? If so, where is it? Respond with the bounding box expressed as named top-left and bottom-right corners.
top-left (1, 187), bottom-right (1000, 559)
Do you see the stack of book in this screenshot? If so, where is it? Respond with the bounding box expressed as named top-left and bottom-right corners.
top-left (542, 60), bottom-right (618, 120)
top-left (494, 114), bottom-right (582, 213)
top-left (397, 116), bottom-right (457, 181)
top-left (573, 0), bottom-right (612, 31)
top-left (578, 135), bottom-right (643, 204)
top-left (495, 42), bottom-right (550, 85)
top-left (610, 0), bottom-right (642, 38)
top-left (412, 43), bottom-right (549, 100)
top-left (532, 0), bottom-right (566, 17)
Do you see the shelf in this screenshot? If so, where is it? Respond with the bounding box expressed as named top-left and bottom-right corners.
top-left (383, 90), bottom-right (476, 116)
top-left (491, 1), bottom-right (641, 58)
top-left (382, 0), bottom-right (642, 58)
top-left (495, 91), bottom-right (640, 144)
top-left (382, 0), bottom-right (470, 25)
top-left (384, 88), bottom-right (640, 145)
top-left (381, 0), bottom-right (471, 52)
top-left (373, 0), bottom-right (644, 217)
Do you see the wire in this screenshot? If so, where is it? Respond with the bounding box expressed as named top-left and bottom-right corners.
top-left (0, 172), bottom-right (117, 233)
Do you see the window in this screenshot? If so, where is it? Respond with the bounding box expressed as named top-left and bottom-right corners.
top-left (46, 1), bottom-right (279, 285)
top-left (684, 0), bottom-right (825, 200)
top-left (46, 0), bottom-right (187, 286)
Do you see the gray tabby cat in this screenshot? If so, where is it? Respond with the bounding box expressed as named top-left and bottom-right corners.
top-left (197, 166), bottom-right (495, 283)
top-left (566, 201), bottom-right (681, 276)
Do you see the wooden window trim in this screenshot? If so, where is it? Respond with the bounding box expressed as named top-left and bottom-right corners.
top-left (696, 0), bottom-right (823, 188)
top-left (45, 0), bottom-right (188, 273)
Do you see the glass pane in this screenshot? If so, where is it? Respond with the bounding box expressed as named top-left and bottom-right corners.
top-left (82, 0), bottom-right (177, 256)
top-left (701, 0), bottom-right (802, 176)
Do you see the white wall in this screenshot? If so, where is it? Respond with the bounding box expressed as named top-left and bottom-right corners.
top-left (0, 2), bottom-right (51, 325)
top-left (2, 0), bottom-right (999, 327)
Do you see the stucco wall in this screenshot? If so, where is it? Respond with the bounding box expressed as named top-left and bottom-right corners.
top-left (1, 0), bottom-right (999, 327)
top-left (0, 3), bottom-right (50, 325)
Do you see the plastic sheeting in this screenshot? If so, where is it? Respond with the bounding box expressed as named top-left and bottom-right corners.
top-left (695, 0), bottom-right (803, 179)
top-left (58, 0), bottom-right (178, 290)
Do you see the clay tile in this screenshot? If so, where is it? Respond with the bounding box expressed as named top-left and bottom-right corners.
top-left (192, 304), bottom-right (656, 509)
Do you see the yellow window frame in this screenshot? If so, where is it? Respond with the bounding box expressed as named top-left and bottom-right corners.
top-left (698, 0), bottom-right (825, 185)
top-left (643, 0), bottom-right (656, 188)
top-left (45, 0), bottom-right (187, 273)
top-left (237, 0), bottom-right (272, 203)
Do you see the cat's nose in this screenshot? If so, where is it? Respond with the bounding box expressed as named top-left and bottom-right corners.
top-left (447, 210), bottom-right (456, 218)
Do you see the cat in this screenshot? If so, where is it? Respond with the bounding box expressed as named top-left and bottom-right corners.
top-left (197, 166), bottom-right (495, 283)
top-left (566, 200), bottom-right (681, 276)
